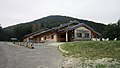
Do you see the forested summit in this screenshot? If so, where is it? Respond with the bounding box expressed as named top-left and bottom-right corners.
top-left (3, 15), bottom-right (106, 41)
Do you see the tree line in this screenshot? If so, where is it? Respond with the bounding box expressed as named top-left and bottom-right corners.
top-left (0, 24), bottom-right (10, 41)
top-left (102, 19), bottom-right (120, 40)
top-left (0, 15), bottom-right (119, 41)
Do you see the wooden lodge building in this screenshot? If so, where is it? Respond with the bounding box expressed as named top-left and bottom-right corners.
top-left (23, 20), bottom-right (100, 43)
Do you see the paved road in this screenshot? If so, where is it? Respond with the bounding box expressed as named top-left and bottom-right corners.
top-left (0, 42), bottom-right (63, 68)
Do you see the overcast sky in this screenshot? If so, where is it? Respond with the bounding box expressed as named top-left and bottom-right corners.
top-left (0, 0), bottom-right (120, 27)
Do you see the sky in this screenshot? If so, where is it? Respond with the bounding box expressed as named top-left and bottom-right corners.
top-left (0, 0), bottom-right (120, 28)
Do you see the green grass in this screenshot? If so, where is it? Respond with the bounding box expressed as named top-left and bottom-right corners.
top-left (60, 41), bottom-right (120, 61)
top-left (96, 64), bottom-right (105, 68)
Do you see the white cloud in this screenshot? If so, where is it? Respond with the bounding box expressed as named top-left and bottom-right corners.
top-left (0, 0), bottom-right (120, 27)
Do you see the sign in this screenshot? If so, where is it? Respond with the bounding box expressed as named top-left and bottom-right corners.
top-left (11, 38), bottom-right (17, 40)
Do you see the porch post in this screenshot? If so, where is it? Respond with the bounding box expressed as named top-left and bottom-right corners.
top-left (74, 30), bottom-right (76, 41)
top-left (66, 32), bottom-right (68, 42)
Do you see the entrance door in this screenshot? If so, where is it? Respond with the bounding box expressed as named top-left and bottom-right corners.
top-left (68, 30), bottom-right (74, 42)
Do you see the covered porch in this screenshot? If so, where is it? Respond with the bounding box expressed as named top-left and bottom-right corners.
top-left (56, 30), bottom-right (75, 42)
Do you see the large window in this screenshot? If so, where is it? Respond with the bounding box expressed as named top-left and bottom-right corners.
top-left (72, 33), bottom-right (74, 38)
top-left (77, 33), bottom-right (82, 38)
top-left (51, 35), bottom-right (54, 39)
top-left (44, 36), bottom-right (46, 40)
top-left (85, 33), bottom-right (89, 38)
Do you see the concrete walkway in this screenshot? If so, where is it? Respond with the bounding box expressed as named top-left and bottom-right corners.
top-left (0, 42), bottom-right (63, 68)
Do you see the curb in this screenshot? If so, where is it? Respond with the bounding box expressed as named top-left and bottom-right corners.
top-left (58, 45), bottom-right (69, 53)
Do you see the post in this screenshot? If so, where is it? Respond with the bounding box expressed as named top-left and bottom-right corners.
top-left (66, 32), bottom-right (68, 42)
top-left (74, 30), bottom-right (76, 41)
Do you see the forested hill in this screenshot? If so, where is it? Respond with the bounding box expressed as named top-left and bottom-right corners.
top-left (4, 15), bottom-right (106, 41)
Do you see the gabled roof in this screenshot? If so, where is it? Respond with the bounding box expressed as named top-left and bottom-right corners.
top-left (23, 28), bottom-right (48, 38)
top-left (32, 29), bottom-right (53, 37)
top-left (53, 20), bottom-right (79, 30)
top-left (58, 23), bottom-right (100, 35)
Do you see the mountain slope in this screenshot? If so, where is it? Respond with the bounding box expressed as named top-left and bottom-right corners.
top-left (4, 15), bottom-right (106, 41)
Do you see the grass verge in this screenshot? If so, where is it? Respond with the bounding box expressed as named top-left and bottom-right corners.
top-left (60, 41), bottom-right (120, 61)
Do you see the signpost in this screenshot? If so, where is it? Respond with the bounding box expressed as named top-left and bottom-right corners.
top-left (11, 38), bottom-right (17, 44)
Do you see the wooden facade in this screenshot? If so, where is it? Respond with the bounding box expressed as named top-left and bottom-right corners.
top-left (23, 20), bottom-right (100, 43)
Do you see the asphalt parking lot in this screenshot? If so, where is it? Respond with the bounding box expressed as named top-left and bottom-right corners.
top-left (0, 42), bottom-right (63, 68)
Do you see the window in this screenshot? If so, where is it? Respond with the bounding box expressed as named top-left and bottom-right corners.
top-left (51, 35), bottom-right (54, 39)
top-left (72, 33), bottom-right (74, 38)
top-left (85, 33), bottom-right (89, 38)
top-left (77, 33), bottom-right (82, 38)
top-left (44, 36), bottom-right (46, 40)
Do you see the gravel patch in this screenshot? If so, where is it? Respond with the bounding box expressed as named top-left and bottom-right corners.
top-left (61, 57), bottom-right (120, 68)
